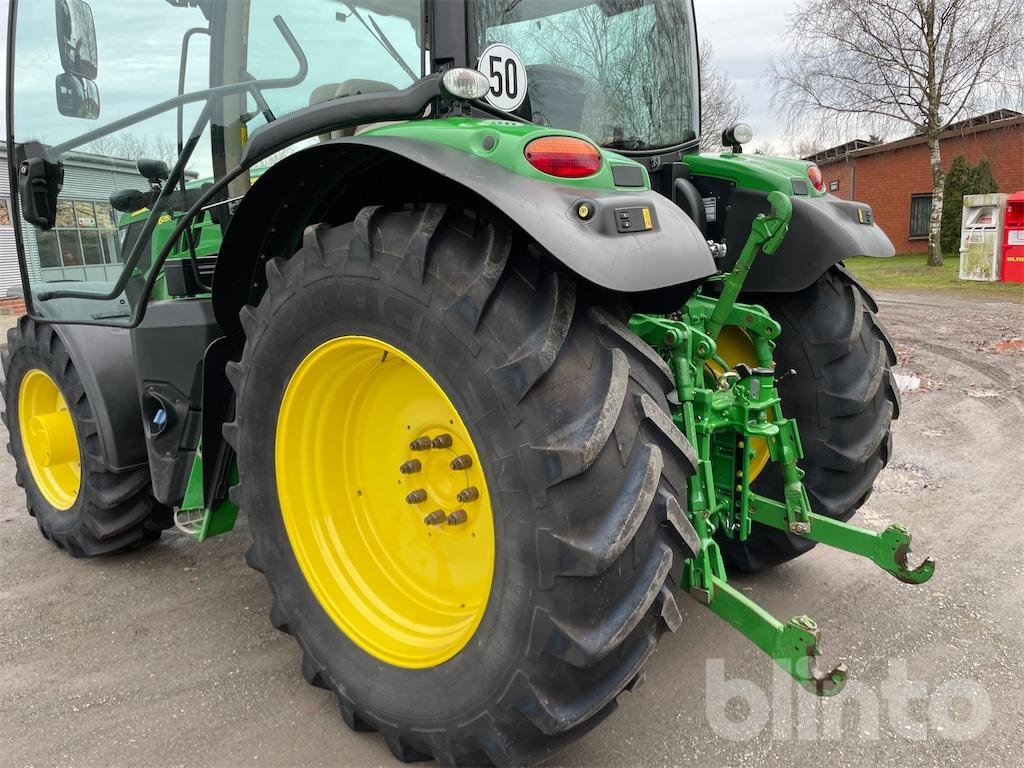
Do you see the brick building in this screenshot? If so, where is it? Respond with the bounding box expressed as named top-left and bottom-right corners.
top-left (808, 110), bottom-right (1024, 254)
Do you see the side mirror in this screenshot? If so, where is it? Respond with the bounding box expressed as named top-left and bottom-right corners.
top-left (137, 159), bottom-right (171, 184)
top-left (55, 72), bottom-right (100, 119)
top-left (109, 189), bottom-right (151, 214)
top-left (56, 0), bottom-right (99, 79)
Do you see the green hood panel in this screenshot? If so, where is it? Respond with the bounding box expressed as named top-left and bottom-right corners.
top-left (685, 152), bottom-right (825, 198)
top-left (363, 117), bottom-right (650, 191)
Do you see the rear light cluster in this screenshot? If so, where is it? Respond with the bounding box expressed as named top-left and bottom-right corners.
top-left (807, 164), bottom-right (825, 192)
top-left (524, 136), bottom-right (602, 179)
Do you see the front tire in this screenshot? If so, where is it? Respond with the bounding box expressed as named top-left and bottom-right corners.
top-left (2, 317), bottom-right (170, 556)
top-left (227, 206), bottom-right (698, 766)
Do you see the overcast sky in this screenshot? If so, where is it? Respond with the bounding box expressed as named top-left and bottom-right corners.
top-left (0, 1), bottom-right (795, 147)
top-left (693, 0), bottom-right (795, 148)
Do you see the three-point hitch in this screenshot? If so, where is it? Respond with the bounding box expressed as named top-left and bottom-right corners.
top-left (630, 192), bottom-right (934, 695)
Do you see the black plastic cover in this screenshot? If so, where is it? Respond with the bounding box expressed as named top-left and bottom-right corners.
top-left (53, 324), bottom-right (147, 472)
top-left (719, 189), bottom-right (895, 292)
top-left (130, 299), bottom-right (222, 504)
top-left (16, 142), bottom-right (65, 230)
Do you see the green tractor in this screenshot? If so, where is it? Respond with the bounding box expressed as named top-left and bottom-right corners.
top-left (4, 0), bottom-right (931, 763)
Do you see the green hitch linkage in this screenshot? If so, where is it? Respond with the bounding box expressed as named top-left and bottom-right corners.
top-left (706, 191), bottom-right (792, 340)
top-left (699, 574), bottom-right (849, 696)
top-left (749, 495), bottom-right (936, 585)
top-left (632, 190), bottom-right (934, 698)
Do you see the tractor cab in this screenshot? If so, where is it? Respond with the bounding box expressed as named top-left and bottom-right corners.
top-left (8, 0), bottom-right (699, 326)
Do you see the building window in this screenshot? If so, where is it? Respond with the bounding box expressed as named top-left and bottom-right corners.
top-left (37, 200), bottom-right (122, 270)
top-left (910, 194), bottom-right (933, 239)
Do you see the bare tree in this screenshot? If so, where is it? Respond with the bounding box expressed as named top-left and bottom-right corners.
top-left (786, 137), bottom-right (825, 159)
top-left (770, 0), bottom-right (1024, 266)
top-left (83, 133), bottom-right (179, 169)
top-left (699, 41), bottom-right (748, 151)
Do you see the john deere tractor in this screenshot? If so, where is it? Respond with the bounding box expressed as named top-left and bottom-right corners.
top-left (4, 0), bottom-right (931, 764)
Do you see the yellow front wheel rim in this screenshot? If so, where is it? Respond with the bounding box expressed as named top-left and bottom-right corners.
top-left (18, 368), bottom-right (81, 510)
top-left (706, 327), bottom-right (771, 481)
top-left (275, 336), bottom-right (496, 668)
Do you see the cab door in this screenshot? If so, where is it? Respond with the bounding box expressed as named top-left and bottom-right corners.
top-left (7, 0), bottom-right (215, 325)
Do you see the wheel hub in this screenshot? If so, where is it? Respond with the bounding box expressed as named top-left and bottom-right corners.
top-left (18, 369), bottom-right (81, 510)
top-left (275, 336), bottom-right (495, 668)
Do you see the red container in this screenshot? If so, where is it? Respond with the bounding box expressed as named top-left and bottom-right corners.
top-left (1003, 191), bottom-right (1024, 284)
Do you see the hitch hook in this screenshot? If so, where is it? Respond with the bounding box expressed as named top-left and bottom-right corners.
top-left (882, 524), bottom-right (936, 585)
top-left (702, 576), bottom-right (848, 697)
top-left (777, 616), bottom-right (848, 696)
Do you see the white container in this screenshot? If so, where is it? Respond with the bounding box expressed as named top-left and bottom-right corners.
top-left (959, 193), bottom-right (1008, 282)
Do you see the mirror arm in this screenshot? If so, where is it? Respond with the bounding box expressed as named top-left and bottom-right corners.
top-left (177, 26), bottom-right (211, 155)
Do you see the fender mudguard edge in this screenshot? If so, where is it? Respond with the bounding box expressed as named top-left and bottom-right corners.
top-left (722, 189), bottom-right (896, 293)
top-left (53, 324), bottom-right (148, 473)
top-left (214, 136), bottom-right (716, 338)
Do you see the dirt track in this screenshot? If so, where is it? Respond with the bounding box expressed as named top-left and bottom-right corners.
top-left (2, 290), bottom-right (1023, 767)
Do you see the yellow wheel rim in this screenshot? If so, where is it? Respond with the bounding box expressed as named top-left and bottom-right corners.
top-left (705, 327), bottom-right (771, 481)
top-left (18, 368), bottom-right (81, 510)
top-left (275, 336), bottom-right (496, 668)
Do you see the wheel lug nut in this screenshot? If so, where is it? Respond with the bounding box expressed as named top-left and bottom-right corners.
top-left (423, 510), bottom-right (446, 526)
top-left (400, 460), bottom-right (422, 474)
top-left (450, 454), bottom-right (473, 470)
top-left (456, 486), bottom-right (479, 503)
top-left (410, 436), bottom-right (432, 451)
top-left (447, 509), bottom-right (468, 525)
top-left (431, 433), bottom-right (453, 449)
top-left (405, 489), bottom-right (428, 504)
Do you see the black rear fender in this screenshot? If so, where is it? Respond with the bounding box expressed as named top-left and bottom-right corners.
top-left (212, 137), bottom-right (717, 342)
top-left (719, 189), bottom-right (895, 293)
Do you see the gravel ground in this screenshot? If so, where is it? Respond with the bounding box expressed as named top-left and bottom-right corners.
top-left (1, 291), bottom-right (1022, 767)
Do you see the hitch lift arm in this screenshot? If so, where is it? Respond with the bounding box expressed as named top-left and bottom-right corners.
top-left (630, 192), bottom-right (934, 696)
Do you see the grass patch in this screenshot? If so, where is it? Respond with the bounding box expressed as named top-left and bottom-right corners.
top-left (844, 254), bottom-right (1024, 302)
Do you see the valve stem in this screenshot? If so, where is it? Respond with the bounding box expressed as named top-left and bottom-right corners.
top-left (447, 509), bottom-right (468, 525)
top-left (405, 489), bottom-right (428, 504)
top-left (456, 486), bottom-right (479, 503)
top-left (450, 454), bottom-right (473, 470)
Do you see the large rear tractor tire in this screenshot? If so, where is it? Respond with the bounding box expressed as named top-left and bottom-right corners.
top-left (227, 205), bottom-right (698, 766)
top-left (718, 265), bottom-right (900, 572)
top-left (2, 317), bottom-right (171, 556)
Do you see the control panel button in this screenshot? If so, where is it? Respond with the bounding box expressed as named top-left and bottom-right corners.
top-left (614, 206), bottom-right (655, 233)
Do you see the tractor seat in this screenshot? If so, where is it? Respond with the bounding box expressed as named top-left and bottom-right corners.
top-left (309, 80), bottom-right (399, 141)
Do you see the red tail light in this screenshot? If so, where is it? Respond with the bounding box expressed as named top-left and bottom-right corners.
top-left (807, 164), bottom-right (825, 192)
top-left (524, 136), bottom-right (602, 179)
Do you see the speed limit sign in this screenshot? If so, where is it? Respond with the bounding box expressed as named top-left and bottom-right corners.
top-left (477, 43), bottom-right (528, 112)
